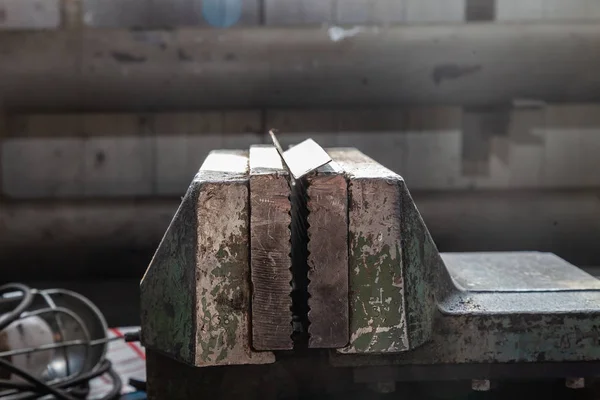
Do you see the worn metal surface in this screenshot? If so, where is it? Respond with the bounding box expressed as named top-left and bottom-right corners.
top-left (141, 150), bottom-right (274, 366)
top-left (306, 161), bottom-right (348, 348)
top-left (398, 177), bottom-right (454, 350)
top-left (140, 172), bottom-right (198, 364)
top-left (3, 24), bottom-right (600, 111)
top-left (195, 151), bottom-right (275, 366)
top-left (249, 145), bottom-right (293, 350)
top-left (144, 145), bottom-right (600, 396)
top-left (330, 149), bottom-right (410, 354)
top-left (326, 148), bottom-right (600, 364)
top-left (332, 309), bottom-right (600, 366)
top-left (329, 148), bottom-right (451, 353)
top-left (444, 252), bottom-right (600, 291)
top-left (331, 247), bottom-right (600, 365)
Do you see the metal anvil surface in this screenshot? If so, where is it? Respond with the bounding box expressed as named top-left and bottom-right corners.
top-left (140, 145), bottom-right (600, 399)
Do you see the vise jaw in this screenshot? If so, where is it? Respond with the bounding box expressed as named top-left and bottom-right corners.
top-left (140, 145), bottom-right (600, 372)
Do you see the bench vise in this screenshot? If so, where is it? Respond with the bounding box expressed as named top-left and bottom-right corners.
top-left (140, 142), bottom-right (600, 399)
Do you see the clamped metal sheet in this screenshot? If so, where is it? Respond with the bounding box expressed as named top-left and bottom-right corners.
top-left (269, 130), bottom-right (332, 180)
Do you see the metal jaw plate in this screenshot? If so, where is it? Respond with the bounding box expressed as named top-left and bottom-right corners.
top-left (249, 146), bottom-right (293, 351)
top-left (140, 150), bottom-right (275, 366)
top-left (306, 161), bottom-right (349, 348)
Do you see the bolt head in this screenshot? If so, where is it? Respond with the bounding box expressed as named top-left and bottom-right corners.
top-left (566, 377), bottom-right (585, 389)
top-left (472, 379), bottom-right (491, 392)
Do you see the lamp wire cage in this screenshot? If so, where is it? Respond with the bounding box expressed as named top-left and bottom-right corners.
top-left (0, 283), bottom-right (123, 399)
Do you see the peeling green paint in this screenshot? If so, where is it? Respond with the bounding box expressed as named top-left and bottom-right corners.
top-left (400, 182), bottom-right (454, 349)
top-left (141, 150), bottom-right (274, 367)
top-left (340, 178), bottom-right (409, 354)
top-left (140, 182), bottom-right (198, 365)
top-left (196, 180), bottom-right (275, 366)
top-left (341, 178), bottom-right (448, 354)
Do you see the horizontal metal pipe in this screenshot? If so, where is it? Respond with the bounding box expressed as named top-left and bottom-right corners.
top-left (2, 189), bottom-right (600, 279)
top-left (1, 23), bottom-right (600, 111)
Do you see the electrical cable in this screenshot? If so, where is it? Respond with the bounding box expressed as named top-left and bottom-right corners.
top-left (0, 359), bottom-right (122, 400)
top-left (0, 359), bottom-right (111, 391)
top-left (66, 384), bottom-right (90, 399)
top-left (0, 381), bottom-right (90, 398)
top-left (0, 283), bottom-right (34, 331)
top-left (0, 357), bottom-right (77, 400)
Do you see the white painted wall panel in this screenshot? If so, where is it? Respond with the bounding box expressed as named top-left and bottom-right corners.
top-left (0, 0), bottom-right (60, 29)
top-left (265, 0), bottom-right (334, 25)
top-left (83, 0), bottom-right (259, 28)
top-left (5, 0), bottom-right (600, 30)
top-left (543, 0), bottom-right (600, 20)
top-left (155, 133), bottom-right (259, 195)
top-left (509, 142), bottom-right (544, 188)
top-left (403, 131), bottom-right (461, 189)
top-left (83, 0), bottom-right (152, 28)
top-left (542, 129), bottom-right (582, 188)
top-left (154, 136), bottom-right (190, 195)
top-left (496, 0), bottom-right (544, 21)
top-left (2, 139), bottom-right (84, 197)
top-left (335, 0), bottom-right (374, 24)
top-left (579, 129), bottom-right (600, 186)
top-left (83, 137), bottom-right (155, 196)
top-left (405, 0), bottom-right (465, 22)
top-left (372, 0), bottom-right (407, 24)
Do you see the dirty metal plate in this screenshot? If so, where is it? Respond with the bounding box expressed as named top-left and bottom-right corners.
top-left (196, 150), bottom-right (275, 366)
top-left (249, 145), bottom-right (293, 350)
top-left (329, 148), bottom-right (409, 354)
top-left (274, 137), bottom-right (333, 180)
top-left (306, 161), bottom-right (349, 348)
top-left (443, 252), bottom-right (600, 292)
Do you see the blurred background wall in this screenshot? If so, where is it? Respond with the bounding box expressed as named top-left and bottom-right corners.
top-left (0, 0), bottom-right (599, 316)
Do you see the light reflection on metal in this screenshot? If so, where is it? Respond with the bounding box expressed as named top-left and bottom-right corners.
top-left (0, 336), bottom-right (119, 358)
top-left (268, 130), bottom-right (332, 180)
